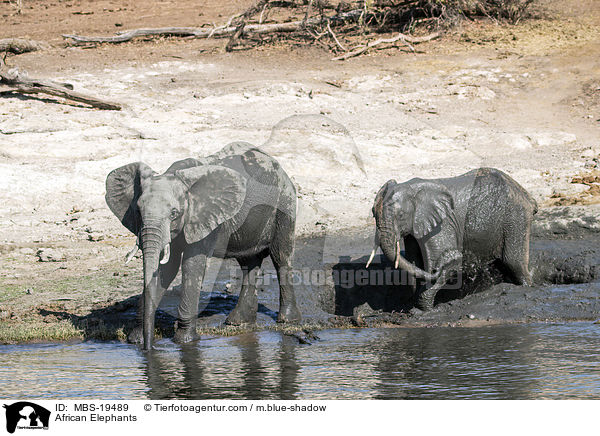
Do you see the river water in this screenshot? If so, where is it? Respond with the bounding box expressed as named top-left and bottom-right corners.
top-left (1, 323), bottom-right (599, 400)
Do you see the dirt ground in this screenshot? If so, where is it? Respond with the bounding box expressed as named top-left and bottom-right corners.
top-left (1, 0), bottom-right (599, 342)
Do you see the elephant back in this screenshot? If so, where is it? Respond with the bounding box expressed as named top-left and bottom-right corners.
top-left (462, 168), bottom-right (512, 258)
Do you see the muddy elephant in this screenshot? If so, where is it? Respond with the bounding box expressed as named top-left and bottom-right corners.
top-left (368, 167), bottom-right (538, 311)
top-left (105, 142), bottom-right (301, 350)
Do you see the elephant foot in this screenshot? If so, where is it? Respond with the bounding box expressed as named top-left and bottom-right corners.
top-left (173, 320), bottom-right (200, 344)
top-left (417, 288), bottom-right (436, 312)
top-left (409, 307), bottom-right (423, 317)
top-left (225, 308), bottom-right (257, 326)
top-left (127, 326), bottom-right (143, 344)
top-left (277, 305), bottom-right (302, 323)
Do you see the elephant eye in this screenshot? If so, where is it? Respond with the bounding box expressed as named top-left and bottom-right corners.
top-left (169, 208), bottom-right (180, 220)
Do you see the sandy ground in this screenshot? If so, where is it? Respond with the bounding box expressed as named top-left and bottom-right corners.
top-left (1, 0), bottom-right (599, 341)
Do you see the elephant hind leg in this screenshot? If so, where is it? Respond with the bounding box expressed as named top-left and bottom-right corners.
top-left (225, 256), bottom-right (264, 326)
top-left (502, 252), bottom-right (533, 286)
top-left (502, 212), bottom-right (534, 286)
top-left (270, 211), bottom-right (301, 324)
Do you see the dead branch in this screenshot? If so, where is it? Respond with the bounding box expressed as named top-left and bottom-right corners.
top-left (63, 10), bottom-right (363, 45)
top-left (332, 31), bottom-right (439, 60)
top-left (0, 66), bottom-right (122, 110)
top-left (0, 38), bottom-right (49, 54)
top-left (226, 0), bottom-right (270, 51)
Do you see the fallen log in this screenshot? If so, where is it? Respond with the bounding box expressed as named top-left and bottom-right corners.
top-left (331, 31), bottom-right (439, 60)
top-left (62, 9), bottom-right (363, 45)
top-left (0, 66), bottom-right (122, 110)
top-left (0, 38), bottom-right (50, 54)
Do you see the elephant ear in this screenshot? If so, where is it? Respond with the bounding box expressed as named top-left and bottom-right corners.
top-left (175, 165), bottom-right (247, 244)
top-left (373, 179), bottom-right (397, 217)
top-left (105, 162), bottom-right (156, 235)
top-left (412, 182), bottom-right (455, 238)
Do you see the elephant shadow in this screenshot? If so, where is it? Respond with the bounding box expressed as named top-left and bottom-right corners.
top-left (332, 254), bottom-right (507, 316)
top-left (37, 296), bottom-right (175, 341)
top-left (38, 289), bottom-right (278, 342)
top-left (196, 290), bottom-right (278, 321)
top-left (333, 255), bottom-right (414, 316)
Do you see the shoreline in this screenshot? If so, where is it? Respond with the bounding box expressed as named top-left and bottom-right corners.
top-left (1, 215), bottom-right (599, 345)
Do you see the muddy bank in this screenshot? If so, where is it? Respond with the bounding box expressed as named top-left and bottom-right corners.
top-left (290, 222), bottom-right (600, 327)
top-left (2, 0), bottom-right (600, 342)
top-left (1, 209), bottom-right (599, 344)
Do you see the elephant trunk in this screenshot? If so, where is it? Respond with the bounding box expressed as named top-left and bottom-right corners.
top-left (377, 226), bottom-right (439, 282)
top-left (140, 221), bottom-right (170, 351)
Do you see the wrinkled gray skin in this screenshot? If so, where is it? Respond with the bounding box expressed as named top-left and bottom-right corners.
top-left (106, 142), bottom-right (300, 350)
top-left (371, 168), bottom-right (538, 311)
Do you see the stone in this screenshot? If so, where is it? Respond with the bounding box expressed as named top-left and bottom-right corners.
top-left (36, 248), bottom-right (66, 262)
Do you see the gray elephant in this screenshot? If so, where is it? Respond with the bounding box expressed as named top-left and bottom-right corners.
top-left (368, 167), bottom-right (538, 311)
top-left (105, 142), bottom-right (301, 350)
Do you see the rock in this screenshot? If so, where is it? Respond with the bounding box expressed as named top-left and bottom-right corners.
top-left (284, 329), bottom-right (321, 345)
top-left (19, 247), bottom-right (35, 255)
top-left (504, 134), bottom-right (532, 150)
top-left (36, 248), bottom-right (66, 262)
top-left (353, 302), bottom-right (377, 318)
top-left (352, 302), bottom-right (380, 326)
top-left (87, 232), bottom-right (105, 242)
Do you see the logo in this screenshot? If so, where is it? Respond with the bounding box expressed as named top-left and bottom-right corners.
top-left (3, 402), bottom-right (50, 434)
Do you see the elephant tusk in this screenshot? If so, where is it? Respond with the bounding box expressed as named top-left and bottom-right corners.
top-left (159, 243), bottom-right (170, 265)
top-left (394, 240), bottom-right (400, 269)
top-left (365, 248), bottom-right (377, 268)
top-left (125, 244), bottom-right (139, 264)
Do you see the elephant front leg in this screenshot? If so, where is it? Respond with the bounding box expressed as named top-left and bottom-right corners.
top-left (173, 249), bottom-right (207, 344)
top-left (225, 256), bottom-right (264, 326)
top-left (416, 272), bottom-right (448, 311)
top-left (416, 250), bottom-right (461, 311)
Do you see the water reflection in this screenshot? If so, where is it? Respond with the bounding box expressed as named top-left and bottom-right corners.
top-left (144, 333), bottom-right (301, 400)
top-left (0, 324), bottom-right (599, 399)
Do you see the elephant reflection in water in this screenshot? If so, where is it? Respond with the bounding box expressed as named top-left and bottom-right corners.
top-left (369, 327), bottom-right (538, 399)
top-left (143, 334), bottom-right (299, 400)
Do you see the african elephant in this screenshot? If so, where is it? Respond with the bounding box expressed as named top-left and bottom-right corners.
top-left (368, 167), bottom-right (537, 311)
top-left (105, 142), bottom-right (301, 350)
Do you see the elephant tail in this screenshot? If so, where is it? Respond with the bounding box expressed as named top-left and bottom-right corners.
top-left (532, 198), bottom-right (539, 215)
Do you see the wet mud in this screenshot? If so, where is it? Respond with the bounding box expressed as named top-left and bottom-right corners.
top-left (32, 214), bottom-right (600, 342)
top-left (144, 212), bottom-right (600, 332)
top-left (290, 227), bottom-right (600, 328)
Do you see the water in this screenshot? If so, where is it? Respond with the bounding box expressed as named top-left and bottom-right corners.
top-left (0, 323), bottom-right (599, 399)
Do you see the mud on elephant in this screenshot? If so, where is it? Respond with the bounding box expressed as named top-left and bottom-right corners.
top-left (105, 142), bottom-right (301, 350)
top-left (369, 167), bottom-right (538, 311)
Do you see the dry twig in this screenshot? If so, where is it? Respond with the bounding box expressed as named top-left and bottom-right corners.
top-left (327, 21), bottom-right (346, 51)
top-left (332, 31), bottom-right (439, 60)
